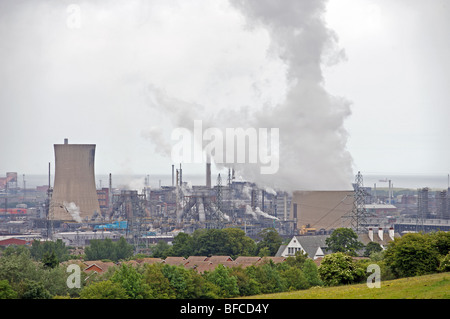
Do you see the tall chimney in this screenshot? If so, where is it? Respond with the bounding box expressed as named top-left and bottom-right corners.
top-left (378, 227), bottom-right (383, 241)
top-left (172, 165), bottom-right (174, 187)
top-left (368, 228), bottom-right (373, 241)
top-left (389, 227), bottom-right (395, 241)
top-left (206, 155), bottom-right (211, 188)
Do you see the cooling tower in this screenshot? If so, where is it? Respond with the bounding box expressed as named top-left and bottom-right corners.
top-left (49, 139), bottom-right (101, 222)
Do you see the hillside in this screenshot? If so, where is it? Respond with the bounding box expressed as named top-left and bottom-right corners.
top-left (239, 272), bottom-right (450, 299)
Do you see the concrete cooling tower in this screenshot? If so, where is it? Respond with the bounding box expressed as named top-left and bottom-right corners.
top-left (50, 139), bottom-right (101, 222)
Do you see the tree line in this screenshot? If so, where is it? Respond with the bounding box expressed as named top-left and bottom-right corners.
top-left (0, 228), bottom-right (449, 299)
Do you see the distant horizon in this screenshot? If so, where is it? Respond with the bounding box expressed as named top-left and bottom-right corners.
top-left (14, 172), bottom-right (450, 191)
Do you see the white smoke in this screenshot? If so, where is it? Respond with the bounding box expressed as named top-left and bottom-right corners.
top-left (145, 0), bottom-right (354, 192)
top-left (63, 202), bottom-right (82, 223)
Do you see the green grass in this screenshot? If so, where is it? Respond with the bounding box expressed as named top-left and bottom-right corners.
top-left (239, 272), bottom-right (450, 299)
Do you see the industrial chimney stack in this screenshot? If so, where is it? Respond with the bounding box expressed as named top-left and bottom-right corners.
top-left (49, 139), bottom-right (101, 222)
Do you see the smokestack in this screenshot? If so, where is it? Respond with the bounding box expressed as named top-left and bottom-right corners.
top-left (389, 227), bottom-right (394, 241)
top-left (50, 139), bottom-right (101, 222)
top-left (378, 228), bottom-right (383, 241)
top-left (206, 155), bottom-right (211, 188)
top-left (172, 165), bottom-right (174, 187)
top-left (368, 228), bottom-right (373, 241)
top-left (109, 173), bottom-right (112, 212)
top-left (64, 138), bottom-right (68, 145)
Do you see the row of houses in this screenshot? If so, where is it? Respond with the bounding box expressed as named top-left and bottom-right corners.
top-left (64, 255), bottom-right (287, 275)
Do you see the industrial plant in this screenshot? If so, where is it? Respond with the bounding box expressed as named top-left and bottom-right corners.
top-left (1, 139), bottom-right (450, 254)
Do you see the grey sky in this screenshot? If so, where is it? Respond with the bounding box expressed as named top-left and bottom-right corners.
top-left (0, 0), bottom-right (449, 190)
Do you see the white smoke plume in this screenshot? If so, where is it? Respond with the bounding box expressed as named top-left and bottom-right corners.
top-left (63, 202), bottom-right (82, 223)
top-left (226, 0), bottom-right (354, 191)
top-left (148, 0), bottom-right (354, 192)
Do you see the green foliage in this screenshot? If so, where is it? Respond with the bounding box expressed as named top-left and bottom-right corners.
top-left (80, 280), bottom-right (128, 299)
top-left (364, 241), bottom-right (383, 257)
top-left (302, 259), bottom-right (323, 287)
top-left (0, 280), bottom-right (17, 299)
top-left (84, 237), bottom-right (134, 262)
top-left (111, 264), bottom-right (151, 299)
top-left (142, 263), bottom-right (176, 299)
top-left (168, 228), bottom-right (256, 259)
top-left (42, 251), bottom-right (59, 269)
top-left (318, 252), bottom-right (365, 286)
top-left (246, 261), bottom-right (286, 294)
top-left (255, 228), bottom-right (283, 256)
top-left (326, 228), bottom-right (364, 256)
top-left (151, 240), bottom-right (173, 259)
top-left (384, 233), bottom-right (441, 278)
top-left (161, 264), bottom-right (202, 299)
top-left (204, 264), bottom-right (239, 298)
top-left (30, 239), bottom-right (69, 262)
top-left (19, 280), bottom-right (52, 299)
top-left (438, 253), bottom-right (450, 273)
top-left (230, 266), bottom-right (261, 296)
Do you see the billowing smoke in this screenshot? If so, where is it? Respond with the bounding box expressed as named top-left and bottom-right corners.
top-left (63, 202), bottom-right (82, 223)
top-left (149, 0), bottom-right (354, 192)
top-left (226, 0), bottom-right (354, 191)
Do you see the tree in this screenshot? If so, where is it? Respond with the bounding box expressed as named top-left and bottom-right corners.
top-left (279, 266), bottom-right (309, 291)
top-left (142, 263), bottom-right (175, 299)
top-left (384, 233), bottom-right (441, 278)
top-left (204, 264), bottom-right (239, 298)
top-left (171, 232), bottom-right (194, 258)
top-left (151, 240), bottom-right (173, 259)
top-left (318, 252), bottom-right (365, 286)
top-left (255, 228), bottom-right (282, 256)
top-left (19, 280), bottom-right (52, 299)
top-left (230, 267), bottom-right (260, 296)
top-left (111, 264), bottom-right (151, 299)
top-left (0, 280), bottom-right (17, 299)
top-left (115, 237), bottom-right (134, 261)
top-left (80, 280), bottom-right (128, 299)
top-left (325, 228), bottom-right (364, 256)
top-left (364, 241), bottom-right (383, 257)
top-left (30, 239), bottom-right (69, 262)
top-left (302, 259), bottom-right (323, 287)
top-left (42, 251), bottom-right (59, 269)
top-left (84, 237), bottom-right (133, 262)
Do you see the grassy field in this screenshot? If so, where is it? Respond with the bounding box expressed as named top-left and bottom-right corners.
top-left (240, 272), bottom-right (450, 299)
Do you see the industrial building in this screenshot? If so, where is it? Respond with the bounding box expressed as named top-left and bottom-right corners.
top-left (290, 190), bottom-right (354, 233)
top-left (49, 139), bottom-right (101, 222)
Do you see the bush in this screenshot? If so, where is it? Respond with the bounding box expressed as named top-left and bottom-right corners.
top-left (318, 253), bottom-right (365, 286)
top-left (80, 280), bottom-right (128, 299)
top-left (384, 233), bottom-right (441, 278)
top-left (438, 253), bottom-right (450, 273)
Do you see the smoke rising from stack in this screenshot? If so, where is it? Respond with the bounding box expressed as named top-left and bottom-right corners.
top-left (146, 0), bottom-right (353, 192)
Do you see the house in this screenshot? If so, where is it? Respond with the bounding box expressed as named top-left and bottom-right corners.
top-left (275, 235), bottom-right (329, 260)
top-left (234, 256), bottom-right (262, 268)
top-left (358, 227), bottom-right (400, 249)
top-left (0, 237), bottom-right (31, 247)
top-left (83, 261), bottom-right (116, 274)
top-left (163, 256), bottom-right (187, 266)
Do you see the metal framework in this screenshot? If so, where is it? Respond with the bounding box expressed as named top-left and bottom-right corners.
top-left (350, 171), bottom-right (370, 233)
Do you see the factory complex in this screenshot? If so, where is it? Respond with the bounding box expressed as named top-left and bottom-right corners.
top-left (1, 139), bottom-right (450, 257)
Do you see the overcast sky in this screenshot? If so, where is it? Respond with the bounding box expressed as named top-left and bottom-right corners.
top-left (0, 0), bottom-right (449, 191)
